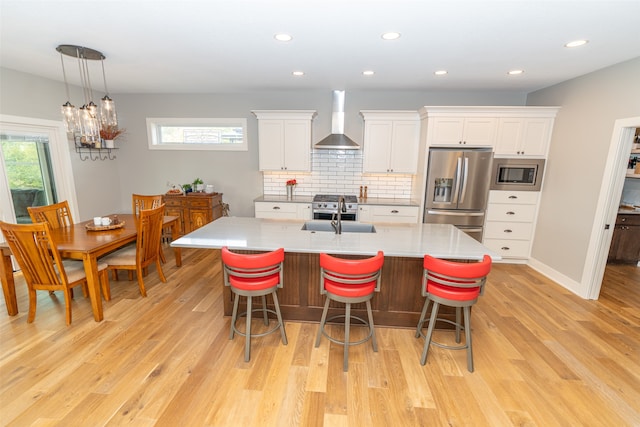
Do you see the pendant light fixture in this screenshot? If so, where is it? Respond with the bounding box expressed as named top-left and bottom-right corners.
top-left (57, 44), bottom-right (118, 146)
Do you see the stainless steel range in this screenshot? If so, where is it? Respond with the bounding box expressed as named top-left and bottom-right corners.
top-left (312, 194), bottom-right (358, 220)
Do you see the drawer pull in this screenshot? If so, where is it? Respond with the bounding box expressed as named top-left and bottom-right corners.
top-left (508, 195), bottom-right (518, 199)
top-left (272, 206), bottom-right (281, 210)
top-left (501, 247), bottom-right (510, 251)
top-left (621, 218), bottom-right (626, 222)
top-left (506, 211), bottom-right (515, 215)
top-left (504, 229), bottom-right (513, 233)
top-left (391, 210), bottom-right (399, 214)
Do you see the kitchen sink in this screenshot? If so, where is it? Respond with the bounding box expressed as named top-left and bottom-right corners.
top-left (301, 221), bottom-right (376, 233)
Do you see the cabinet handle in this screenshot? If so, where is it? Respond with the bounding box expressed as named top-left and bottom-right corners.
top-left (391, 210), bottom-right (399, 214)
top-left (621, 218), bottom-right (626, 222)
top-left (508, 195), bottom-right (518, 199)
top-left (506, 211), bottom-right (515, 215)
top-left (504, 229), bottom-right (513, 233)
top-left (501, 247), bottom-right (510, 250)
top-left (273, 206), bottom-right (280, 210)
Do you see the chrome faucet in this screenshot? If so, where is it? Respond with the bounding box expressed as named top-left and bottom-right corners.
top-left (331, 195), bottom-right (347, 234)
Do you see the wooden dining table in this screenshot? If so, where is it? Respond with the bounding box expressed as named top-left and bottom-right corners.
top-left (0, 214), bottom-right (182, 321)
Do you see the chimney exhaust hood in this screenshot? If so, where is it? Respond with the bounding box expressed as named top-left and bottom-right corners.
top-left (314, 90), bottom-right (360, 150)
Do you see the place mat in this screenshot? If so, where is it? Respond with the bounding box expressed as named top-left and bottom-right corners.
top-left (85, 221), bottom-right (125, 231)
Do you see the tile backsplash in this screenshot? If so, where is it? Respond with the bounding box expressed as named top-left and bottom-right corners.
top-left (263, 149), bottom-right (414, 198)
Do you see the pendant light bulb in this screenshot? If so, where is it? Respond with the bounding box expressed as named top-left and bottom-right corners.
top-left (61, 101), bottom-right (78, 133)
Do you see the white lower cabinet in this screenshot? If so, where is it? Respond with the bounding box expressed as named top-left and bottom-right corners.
top-left (255, 202), bottom-right (311, 220)
top-left (359, 205), bottom-right (419, 224)
top-left (483, 191), bottom-right (539, 260)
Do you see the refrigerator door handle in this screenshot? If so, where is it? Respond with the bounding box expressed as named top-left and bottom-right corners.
top-left (459, 156), bottom-right (469, 203)
top-left (453, 157), bottom-right (462, 202)
top-left (426, 210), bottom-right (485, 216)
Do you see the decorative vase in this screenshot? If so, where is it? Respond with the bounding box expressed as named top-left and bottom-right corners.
top-left (105, 139), bottom-right (115, 149)
top-left (286, 185), bottom-right (294, 199)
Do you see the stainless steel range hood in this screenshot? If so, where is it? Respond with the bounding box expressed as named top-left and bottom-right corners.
top-left (315, 90), bottom-right (360, 150)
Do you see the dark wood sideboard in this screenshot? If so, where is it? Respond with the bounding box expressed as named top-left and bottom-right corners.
top-left (163, 193), bottom-right (223, 236)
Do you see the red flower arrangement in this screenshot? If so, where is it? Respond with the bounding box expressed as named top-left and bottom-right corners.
top-left (286, 179), bottom-right (297, 186)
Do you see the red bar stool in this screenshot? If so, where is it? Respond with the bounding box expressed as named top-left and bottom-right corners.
top-left (221, 247), bottom-right (288, 362)
top-left (315, 251), bottom-right (384, 371)
top-left (415, 255), bottom-right (492, 372)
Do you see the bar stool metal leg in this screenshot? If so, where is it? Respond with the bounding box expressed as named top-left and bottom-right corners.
top-left (464, 306), bottom-right (473, 372)
top-left (272, 291), bottom-right (288, 345)
top-left (245, 295), bottom-right (253, 362)
top-left (366, 300), bottom-right (378, 352)
top-left (315, 298), bottom-right (331, 347)
top-left (420, 301), bottom-right (440, 366)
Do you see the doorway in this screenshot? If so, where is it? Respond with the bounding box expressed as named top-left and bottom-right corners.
top-left (0, 115), bottom-right (78, 225)
top-left (585, 117), bottom-right (640, 299)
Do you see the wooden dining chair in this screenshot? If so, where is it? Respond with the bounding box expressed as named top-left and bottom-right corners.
top-left (0, 220), bottom-right (110, 325)
top-left (27, 200), bottom-right (81, 297)
top-left (132, 193), bottom-right (167, 263)
top-left (101, 204), bottom-right (167, 297)
top-left (27, 200), bottom-right (74, 228)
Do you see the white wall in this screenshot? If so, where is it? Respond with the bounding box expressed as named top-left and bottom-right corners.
top-left (1, 67), bottom-right (526, 218)
top-left (0, 68), bottom-right (121, 221)
top-left (526, 57), bottom-right (640, 288)
top-left (109, 90), bottom-right (526, 217)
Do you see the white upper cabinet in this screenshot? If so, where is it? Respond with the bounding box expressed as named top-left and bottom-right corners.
top-left (429, 117), bottom-right (497, 147)
top-left (360, 111), bottom-right (420, 174)
top-left (419, 106), bottom-right (559, 155)
top-left (252, 110), bottom-right (316, 171)
top-left (495, 117), bottom-right (553, 157)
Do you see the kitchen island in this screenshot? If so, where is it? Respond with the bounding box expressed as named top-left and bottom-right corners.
top-left (172, 217), bottom-right (500, 328)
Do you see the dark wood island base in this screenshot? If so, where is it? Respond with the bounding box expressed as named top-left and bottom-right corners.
top-left (219, 250), bottom-right (461, 329)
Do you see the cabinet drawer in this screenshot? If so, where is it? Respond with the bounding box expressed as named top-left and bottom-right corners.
top-left (187, 199), bottom-right (213, 208)
top-left (488, 191), bottom-right (539, 205)
top-left (483, 238), bottom-right (531, 258)
top-left (486, 204), bottom-right (536, 222)
top-left (163, 198), bottom-right (183, 207)
top-left (616, 214), bottom-right (640, 226)
top-left (484, 221), bottom-right (533, 240)
top-left (370, 205), bottom-right (419, 223)
top-left (255, 202), bottom-right (298, 219)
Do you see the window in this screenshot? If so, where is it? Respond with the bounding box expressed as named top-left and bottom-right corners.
top-left (0, 114), bottom-right (79, 226)
top-left (147, 118), bottom-right (247, 151)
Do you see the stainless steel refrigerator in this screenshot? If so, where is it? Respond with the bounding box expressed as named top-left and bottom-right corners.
top-left (423, 148), bottom-right (493, 241)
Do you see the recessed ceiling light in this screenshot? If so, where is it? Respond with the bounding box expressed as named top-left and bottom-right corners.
top-left (292, 71), bottom-right (304, 76)
top-left (381, 32), bottom-right (401, 40)
top-left (434, 70), bottom-right (448, 76)
top-left (565, 39), bottom-right (588, 48)
top-left (508, 69), bottom-right (524, 75)
top-left (362, 70), bottom-right (375, 76)
top-left (274, 33), bottom-right (292, 42)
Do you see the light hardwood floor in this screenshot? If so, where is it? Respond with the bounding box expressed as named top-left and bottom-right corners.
top-left (1, 248), bottom-right (639, 426)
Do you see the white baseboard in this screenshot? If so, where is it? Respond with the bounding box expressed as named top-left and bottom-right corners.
top-left (527, 257), bottom-right (588, 298)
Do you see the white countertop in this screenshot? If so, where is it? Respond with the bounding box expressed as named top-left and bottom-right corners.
top-left (172, 217), bottom-right (501, 261)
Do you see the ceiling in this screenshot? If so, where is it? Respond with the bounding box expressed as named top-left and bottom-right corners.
top-left (1, 1), bottom-right (639, 95)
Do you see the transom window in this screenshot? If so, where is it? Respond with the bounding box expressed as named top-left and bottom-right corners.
top-left (147, 118), bottom-right (247, 151)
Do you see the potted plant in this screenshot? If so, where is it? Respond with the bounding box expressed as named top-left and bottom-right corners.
top-left (181, 183), bottom-right (193, 193)
top-left (192, 177), bottom-right (204, 192)
top-left (99, 125), bottom-right (126, 148)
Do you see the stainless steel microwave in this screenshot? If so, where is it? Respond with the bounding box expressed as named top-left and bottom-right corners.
top-left (490, 158), bottom-right (545, 191)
